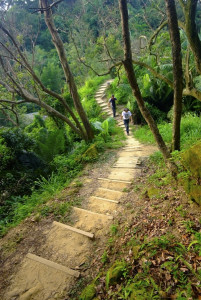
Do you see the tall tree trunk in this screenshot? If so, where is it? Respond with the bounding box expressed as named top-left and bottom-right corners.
top-left (184, 0), bottom-right (201, 74)
top-left (118, 0), bottom-right (170, 161)
top-left (41, 0), bottom-right (94, 141)
top-left (165, 0), bottom-right (183, 151)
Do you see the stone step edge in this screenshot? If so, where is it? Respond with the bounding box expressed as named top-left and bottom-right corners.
top-left (113, 166), bottom-right (138, 169)
top-left (96, 187), bottom-right (123, 194)
top-left (90, 196), bottom-right (119, 204)
top-left (98, 178), bottom-right (131, 183)
top-left (122, 147), bottom-right (142, 149)
top-left (73, 207), bottom-right (113, 220)
top-left (26, 253), bottom-right (80, 278)
top-left (120, 149), bottom-right (142, 152)
top-left (115, 161), bottom-right (138, 163)
top-left (53, 221), bottom-right (94, 239)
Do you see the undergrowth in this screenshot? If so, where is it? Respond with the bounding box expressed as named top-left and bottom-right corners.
top-left (0, 77), bottom-right (124, 237)
top-left (133, 113), bottom-right (201, 149)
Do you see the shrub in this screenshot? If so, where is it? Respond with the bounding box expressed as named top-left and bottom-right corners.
top-left (0, 138), bottom-right (13, 172)
top-left (132, 101), bottom-right (167, 124)
top-left (1, 128), bottom-right (35, 154)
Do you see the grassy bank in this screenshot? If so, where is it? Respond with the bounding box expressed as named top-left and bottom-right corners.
top-left (133, 113), bottom-right (201, 150)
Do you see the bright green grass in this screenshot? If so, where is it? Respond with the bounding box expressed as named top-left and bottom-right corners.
top-left (133, 113), bottom-right (201, 150)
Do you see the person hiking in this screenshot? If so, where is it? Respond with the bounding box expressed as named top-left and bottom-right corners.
top-left (108, 94), bottom-right (117, 117)
top-left (121, 108), bottom-right (132, 135)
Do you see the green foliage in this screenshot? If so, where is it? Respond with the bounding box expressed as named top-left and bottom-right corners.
top-left (134, 113), bottom-right (201, 150)
top-left (110, 224), bottom-right (118, 235)
top-left (106, 261), bottom-right (127, 289)
top-left (35, 129), bottom-right (66, 163)
top-left (132, 101), bottom-right (167, 124)
top-left (79, 283), bottom-right (96, 300)
top-left (0, 138), bottom-right (13, 172)
top-left (188, 232), bottom-right (201, 255)
top-left (101, 250), bottom-right (109, 264)
top-left (180, 113), bottom-right (201, 148)
top-left (40, 62), bottom-right (63, 93)
top-left (107, 76), bottom-right (133, 105)
top-left (1, 128), bottom-right (35, 154)
top-left (79, 77), bottom-right (108, 121)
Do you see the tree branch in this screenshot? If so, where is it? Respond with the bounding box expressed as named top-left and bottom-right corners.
top-left (29, 0), bottom-right (65, 13)
top-left (148, 20), bottom-right (168, 52)
top-left (1, 107), bottom-right (18, 126)
top-left (0, 80), bottom-right (15, 93)
top-left (0, 29), bottom-right (84, 134)
top-left (0, 99), bottom-right (25, 104)
top-left (69, 30), bottom-right (122, 76)
top-left (132, 59), bottom-right (173, 88)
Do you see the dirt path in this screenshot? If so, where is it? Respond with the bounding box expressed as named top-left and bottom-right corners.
top-left (1, 81), bottom-right (156, 300)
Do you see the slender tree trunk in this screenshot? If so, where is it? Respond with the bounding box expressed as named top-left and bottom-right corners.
top-left (41, 0), bottom-right (94, 141)
top-left (118, 0), bottom-right (170, 161)
top-left (165, 0), bottom-right (183, 151)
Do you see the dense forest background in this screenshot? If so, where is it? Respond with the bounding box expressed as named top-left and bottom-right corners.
top-left (0, 0), bottom-right (201, 235)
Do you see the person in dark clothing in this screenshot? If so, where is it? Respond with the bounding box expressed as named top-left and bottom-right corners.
top-left (108, 95), bottom-right (117, 117)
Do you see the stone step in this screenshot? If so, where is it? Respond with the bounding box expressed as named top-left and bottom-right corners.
top-left (98, 177), bottom-right (132, 183)
top-left (87, 196), bottom-right (118, 214)
top-left (121, 149), bottom-right (142, 152)
top-left (113, 165), bottom-right (138, 169)
top-left (98, 178), bottom-right (131, 191)
top-left (94, 187), bottom-right (123, 200)
top-left (73, 207), bottom-right (113, 219)
top-left (4, 255), bottom-right (76, 300)
top-left (108, 170), bottom-right (135, 181)
top-left (118, 152), bottom-right (142, 157)
top-left (40, 221), bottom-right (93, 269)
top-left (53, 221), bottom-right (94, 239)
top-left (97, 88), bottom-right (106, 91)
top-left (101, 109), bottom-right (111, 113)
top-left (90, 195), bottom-right (119, 204)
top-left (97, 101), bottom-right (105, 105)
top-left (96, 101), bottom-right (105, 105)
top-left (123, 146), bottom-right (142, 148)
top-left (114, 160), bottom-right (138, 165)
top-left (99, 103), bottom-right (108, 107)
top-left (114, 162), bottom-right (138, 166)
top-left (27, 253), bottom-right (80, 277)
top-left (71, 206), bottom-right (113, 237)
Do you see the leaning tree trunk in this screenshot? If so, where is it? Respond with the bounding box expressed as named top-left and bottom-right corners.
top-left (165, 0), bottom-right (183, 151)
top-left (41, 0), bottom-right (94, 141)
top-left (118, 0), bottom-right (170, 161)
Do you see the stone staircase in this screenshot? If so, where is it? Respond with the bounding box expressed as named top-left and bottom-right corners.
top-left (3, 80), bottom-right (145, 300)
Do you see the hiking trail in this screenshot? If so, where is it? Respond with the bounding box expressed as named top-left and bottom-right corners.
top-left (2, 80), bottom-right (156, 300)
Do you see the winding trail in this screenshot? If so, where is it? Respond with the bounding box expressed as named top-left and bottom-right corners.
top-left (3, 80), bottom-right (155, 300)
